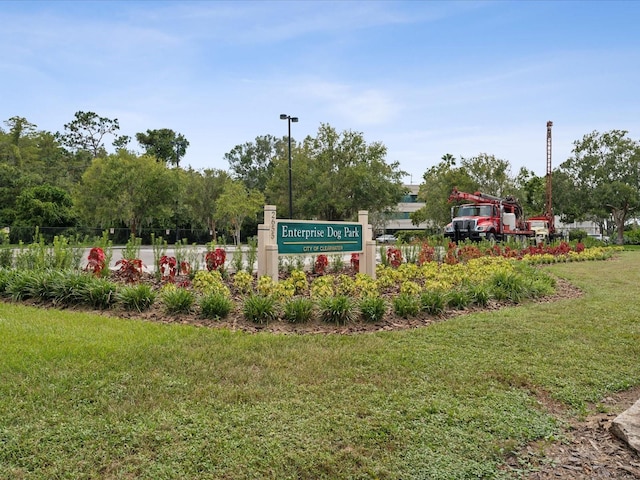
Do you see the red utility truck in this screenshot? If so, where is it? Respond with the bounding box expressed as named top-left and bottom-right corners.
top-left (444, 188), bottom-right (538, 243)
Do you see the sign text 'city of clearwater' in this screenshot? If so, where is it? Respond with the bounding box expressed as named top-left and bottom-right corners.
top-left (277, 222), bottom-right (363, 254)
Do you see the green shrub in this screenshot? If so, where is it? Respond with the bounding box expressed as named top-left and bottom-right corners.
top-left (319, 295), bottom-right (355, 325)
top-left (199, 293), bottom-right (234, 320)
top-left (0, 247), bottom-right (12, 268)
top-left (193, 270), bottom-right (231, 296)
top-left (161, 286), bottom-right (195, 314)
top-left (283, 297), bottom-right (315, 324)
top-left (420, 290), bottom-right (446, 315)
top-left (233, 271), bottom-right (254, 295)
top-left (392, 293), bottom-right (420, 318)
top-left (359, 296), bottom-right (387, 323)
top-left (243, 294), bottom-right (278, 324)
top-left (117, 284), bottom-right (156, 312)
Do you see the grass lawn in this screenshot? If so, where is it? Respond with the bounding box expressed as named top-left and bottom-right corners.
top-left (1, 251), bottom-right (639, 479)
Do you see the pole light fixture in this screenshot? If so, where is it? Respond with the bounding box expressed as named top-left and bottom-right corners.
top-left (280, 114), bottom-right (298, 219)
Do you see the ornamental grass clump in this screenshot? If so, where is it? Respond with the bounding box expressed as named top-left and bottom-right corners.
top-left (46, 271), bottom-right (97, 306)
top-left (468, 284), bottom-right (490, 307)
top-left (489, 270), bottom-right (528, 303)
top-left (319, 295), bottom-right (355, 325)
top-left (446, 288), bottom-right (472, 310)
top-left (243, 294), bottom-right (278, 324)
top-left (283, 297), bottom-right (315, 323)
top-left (0, 269), bottom-right (16, 297)
top-left (85, 277), bottom-right (118, 309)
top-left (392, 293), bottom-right (421, 318)
top-left (116, 284), bottom-right (156, 312)
top-left (359, 295), bottom-right (387, 323)
top-left (199, 292), bottom-right (234, 320)
top-left (420, 290), bottom-right (446, 315)
top-left (160, 285), bottom-right (195, 314)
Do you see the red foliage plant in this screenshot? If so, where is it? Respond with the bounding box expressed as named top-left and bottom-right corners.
top-left (418, 243), bottom-right (436, 265)
top-left (386, 247), bottom-right (403, 268)
top-left (205, 248), bottom-right (226, 271)
top-left (350, 253), bottom-right (359, 272)
top-left (159, 255), bottom-right (177, 282)
top-left (115, 258), bottom-right (143, 283)
top-left (180, 261), bottom-right (191, 275)
top-left (314, 254), bottom-right (329, 274)
top-left (85, 247), bottom-right (106, 276)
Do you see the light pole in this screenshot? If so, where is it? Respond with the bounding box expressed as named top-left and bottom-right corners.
top-left (280, 114), bottom-right (298, 219)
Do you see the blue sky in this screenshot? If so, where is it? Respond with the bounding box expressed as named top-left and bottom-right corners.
top-left (2, 0), bottom-right (639, 182)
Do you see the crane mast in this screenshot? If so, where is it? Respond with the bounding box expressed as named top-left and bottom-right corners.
top-left (546, 121), bottom-right (554, 231)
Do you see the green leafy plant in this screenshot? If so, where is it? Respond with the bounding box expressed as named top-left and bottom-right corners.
top-left (199, 292), bottom-right (234, 319)
top-left (318, 295), bottom-right (355, 325)
top-left (233, 270), bottom-right (254, 295)
top-left (57, 272), bottom-right (100, 306)
top-left (150, 234), bottom-right (168, 280)
top-left (193, 270), bottom-right (230, 296)
top-left (122, 234), bottom-right (142, 261)
top-left (359, 296), bottom-right (387, 323)
top-left (116, 284), bottom-right (156, 312)
top-left (231, 246), bottom-right (244, 273)
top-left (283, 297), bottom-right (315, 323)
top-left (246, 236), bottom-right (258, 273)
top-left (330, 254), bottom-right (345, 273)
top-left (243, 294), bottom-right (278, 324)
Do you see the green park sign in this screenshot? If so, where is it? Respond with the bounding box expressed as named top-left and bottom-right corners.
top-left (277, 221), bottom-right (363, 254)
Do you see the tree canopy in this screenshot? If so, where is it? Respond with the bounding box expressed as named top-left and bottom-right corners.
top-left (558, 130), bottom-right (640, 244)
top-left (56, 111), bottom-right (121, 158)
top-left (136, 128), bottom-right (189, 167)
top-left (264, 124), bottom-right (406, 221)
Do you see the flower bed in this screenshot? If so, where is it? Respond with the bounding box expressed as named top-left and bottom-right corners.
top-left (0, 241), bottom-right (620, 333)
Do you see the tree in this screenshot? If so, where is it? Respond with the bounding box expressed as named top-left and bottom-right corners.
top-left (558, 130), bottom-right (640, 244)
top-left (215, 180), bottom-right (265, 245)
top-left (14, 184), bottom-right (76, 228)
top-left (514, 167), bottom-right (546, 217)
top-left (410, 154), bottom-right (475, 229)
top-left (136, 128), bottom-right (189, 167)
top-left (225, 135), bottom-right (282, 191)
top-left (460, 153), bottom-right (515, 197)
top-left (74, 151), bottom-right (175, 235)
top-left (266, 124), bottom-right (405, 221)
top-left (57, 111), bottom-right (120, 158)
top-left (183, 168), bottom-right (231, 241)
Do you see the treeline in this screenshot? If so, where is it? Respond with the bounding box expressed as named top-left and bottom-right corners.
top-left (3, 112), bottom-right (639, 246)
top-left (411, 130), bottom-right (640, 245)
top-left (0, 113), bottom-right (406, 244)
